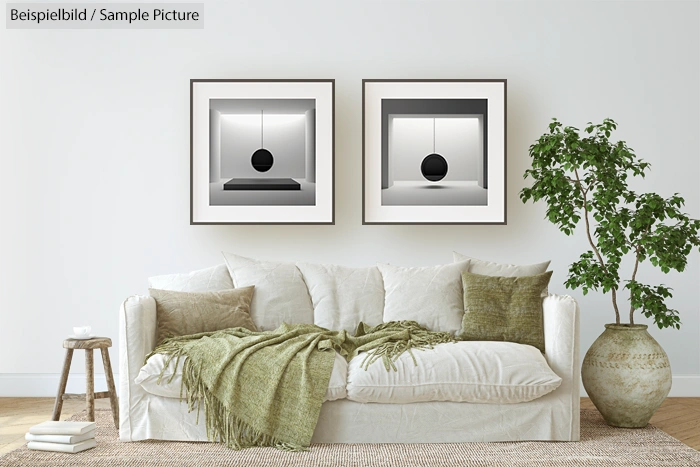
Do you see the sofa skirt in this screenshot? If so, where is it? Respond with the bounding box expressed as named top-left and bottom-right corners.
top-left (119, 390), bottom-right (578, 443)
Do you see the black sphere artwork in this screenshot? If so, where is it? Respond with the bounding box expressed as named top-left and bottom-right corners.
top-left (421, 153), bottom-right (448, 182)
top-left (251, 148), bottom-right (274, 172)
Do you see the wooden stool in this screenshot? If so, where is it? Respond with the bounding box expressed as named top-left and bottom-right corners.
top-left (51, 337), bottom-right (119, 429)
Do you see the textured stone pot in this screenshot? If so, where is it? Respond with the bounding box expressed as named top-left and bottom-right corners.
top-left (582, 324), bottom-right (671, 428)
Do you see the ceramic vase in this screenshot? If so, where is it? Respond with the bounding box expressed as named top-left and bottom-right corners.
top-left (581, 324), bottom-right (671, 428)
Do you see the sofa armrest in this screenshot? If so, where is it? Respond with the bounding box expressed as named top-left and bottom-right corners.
top-left (543, 293), bottom-right (580, 439)
top-left (543, 294), bottom-right (580, 382)
top-left (118, 295), bottom-right (157, 441)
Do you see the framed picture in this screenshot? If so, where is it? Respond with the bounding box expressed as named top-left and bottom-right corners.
top-left (362, 79), bottom-right (506, 224)
top-left (191, 79), bottom-right (334, 224)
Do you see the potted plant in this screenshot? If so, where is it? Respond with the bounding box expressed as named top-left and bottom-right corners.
top-left (520, 118), bottom-right (700, 427)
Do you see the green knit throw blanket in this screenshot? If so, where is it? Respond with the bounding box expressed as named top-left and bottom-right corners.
top-left (148, 320), bottom-right (454, 451)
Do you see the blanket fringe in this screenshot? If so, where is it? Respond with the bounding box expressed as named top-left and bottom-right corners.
top-left (360, 321), bottom-right (455, 371)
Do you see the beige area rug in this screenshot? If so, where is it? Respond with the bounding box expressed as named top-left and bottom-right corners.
top-left (1, 409), bottom-right (699, 467)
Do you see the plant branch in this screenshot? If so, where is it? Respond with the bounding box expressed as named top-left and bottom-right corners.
top-left (629, 246), bottom-right (641, 325)
top-left (574, 168), bottom-right (621, 324)
top-left (565, 176), bottom-right (590, 195)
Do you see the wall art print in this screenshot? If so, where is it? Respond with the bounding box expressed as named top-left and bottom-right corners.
top-left (191, 79), bottom-right (335, 224)
top-left (362, 79), bottom-right (506, 224)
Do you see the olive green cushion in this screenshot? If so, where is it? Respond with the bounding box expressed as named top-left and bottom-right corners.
top-left (458, 271), bottom-right (553, 352)
top-left (150, 286), bottom-right (257, 343)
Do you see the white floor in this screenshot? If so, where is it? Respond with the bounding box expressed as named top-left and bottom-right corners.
top-left (209, 179), bottom-right (315, 206)
top-left (381, 181), bottom-right (488, 206)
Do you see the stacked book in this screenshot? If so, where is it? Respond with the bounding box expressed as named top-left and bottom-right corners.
top-left (26, 421), bottom-right (97, 453)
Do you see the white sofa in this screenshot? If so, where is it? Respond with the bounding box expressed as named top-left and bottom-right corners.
top-left (119, 261), bottom-right (580, 444)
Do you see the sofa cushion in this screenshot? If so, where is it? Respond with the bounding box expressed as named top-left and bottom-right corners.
top-left (346, 341), bottom-right (561, 404)
top-left (222, 252), bottom-right (314, 330)
top-left (377, 261), bottom-right (470, 334)
top-left (135, 350), bottom-right (348, 402)
top-left (148, 264), bottom-right (234, 292)
top-left (297, 262), bottom-right (384, 333)
top-left (149, 287), bottom-right (257, 343)
top-left (458, 271), bottom-right (553, 352)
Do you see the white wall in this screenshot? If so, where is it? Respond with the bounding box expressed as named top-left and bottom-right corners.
top-left (390, 117), bottom-right (481, 181)
top-left (219, 114), bottom-right (306, 179)
top-left (0, 0), bottom-right (698, 396)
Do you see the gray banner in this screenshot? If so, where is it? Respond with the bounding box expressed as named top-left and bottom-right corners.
top-left (6, 3), bottom-right (204, 29)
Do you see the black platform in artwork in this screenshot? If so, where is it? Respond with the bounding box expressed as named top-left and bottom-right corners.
top-left (223, 178), bottom-right (301, 191)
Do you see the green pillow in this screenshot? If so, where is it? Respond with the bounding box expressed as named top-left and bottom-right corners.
top-left (149, 286), bottom-right (257, 344)
top-left (458, 271), bottom-right (553, 352)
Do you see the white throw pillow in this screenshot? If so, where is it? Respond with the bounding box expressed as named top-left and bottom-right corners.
top-left (453, 252), bottom-right (551, 296)
top-left (148, 264), bottom-right (233, 292)
top-left (222, 253), bottom-right (314, 330)
top-left (346, 341), bottom-right (561, 404)
top-left (136, 351), bottom-right (348, 402)
top-left (453, 252), bottom-right (550, 276)
top-left (297, 263), bottom-right (384, 333)
top-left (377, 260), bottom-right (470, 334)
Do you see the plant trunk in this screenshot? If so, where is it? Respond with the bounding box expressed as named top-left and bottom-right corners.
top-left (628, 245), bottom-right (642, 325)
top-left (611, 289), bottom-right (621, 325)
top-left (574, 169), bottom-right (621, 324)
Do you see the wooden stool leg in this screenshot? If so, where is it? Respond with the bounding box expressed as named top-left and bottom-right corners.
top-left (51, 348), bottom-right (74, 421)
top-left (85, 349), bottom-right (95, 422)
top-left (100, 347), bottom-right (120, 429)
